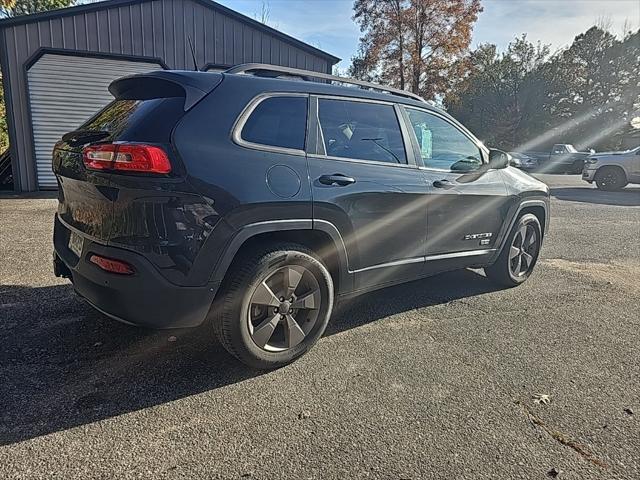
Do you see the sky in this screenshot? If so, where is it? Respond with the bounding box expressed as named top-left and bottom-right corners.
top-left (218, 0), bottom-right (640, 68)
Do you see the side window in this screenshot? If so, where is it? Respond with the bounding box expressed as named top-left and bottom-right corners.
top-left (241, 96), bottom-right (307, 151)
top-left (406, 108), bottom-right (483, 171)
top-left (317, 99), bottom-right (407, 164)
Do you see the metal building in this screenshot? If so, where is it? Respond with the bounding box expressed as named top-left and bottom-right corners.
top-left (0, 0), bottom-right (339, 192)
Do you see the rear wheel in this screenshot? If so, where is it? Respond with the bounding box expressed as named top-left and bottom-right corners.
top-left (212, 243), bottom-right (333, 369)
top-left (485, 213), bottom-right (541, 287)
top-left (595, 166), bottom-right (627, 191)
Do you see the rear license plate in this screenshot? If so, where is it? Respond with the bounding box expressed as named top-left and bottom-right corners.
top-left (68, 231), bottom-right (84, 258)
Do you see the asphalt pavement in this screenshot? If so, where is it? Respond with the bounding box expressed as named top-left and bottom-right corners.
top-left (1, 174), bottom-right (639, 479)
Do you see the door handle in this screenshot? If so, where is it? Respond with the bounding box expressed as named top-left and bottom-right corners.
top-left (319, 174), bottom-right (356, 186)
top-left (433, 179), bottom-right (454, 189)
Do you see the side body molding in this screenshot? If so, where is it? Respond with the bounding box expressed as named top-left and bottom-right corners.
top-left (207, 199), bottom-right (548, 298)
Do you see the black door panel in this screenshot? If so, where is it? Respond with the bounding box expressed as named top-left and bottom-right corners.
top-left (422, 169), bottom-right (511, 255)
top-left (310, 158), bottom-right (428, 288)
top-left (400, 106), bottom-right (514, 272)
top-left (309, 96), bottom-right (428, 291)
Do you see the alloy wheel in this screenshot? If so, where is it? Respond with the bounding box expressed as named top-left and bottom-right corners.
top-left (247, 265), bottom-right (322, 352)
top-left (597, 170), bottom-right (620, 190)
top-left (508, 224), bottom-right (539, 277)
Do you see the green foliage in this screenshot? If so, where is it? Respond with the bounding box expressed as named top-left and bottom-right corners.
top-left (0, 70), bottom-right (8, 152)
top-left (445, 36), bottom-right (550, 149)
top-left (0, 0), bottom-right (74, 17)
top-left (445, 27), bottom-right (640, 151)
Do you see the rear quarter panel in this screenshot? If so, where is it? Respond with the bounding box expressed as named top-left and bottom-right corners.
top-left (171, 76), bottom-right (313, 284)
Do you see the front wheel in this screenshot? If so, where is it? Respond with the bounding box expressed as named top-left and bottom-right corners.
top-left (485, 213), bottom-right (542, 287)
top-left (212, 243), bottom-right (334, 369)
top-left (595, 167), bottom-right (627, 191)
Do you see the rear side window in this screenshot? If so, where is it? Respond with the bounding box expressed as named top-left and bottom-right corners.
top-left (240, 96), bottom-right (308, 151)
top-left (317, 99), bottom-right (407, 164)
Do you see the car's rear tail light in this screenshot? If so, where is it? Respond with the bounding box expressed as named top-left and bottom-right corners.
top-left (89, 254), bottom-right (135, 275)
top-left (83, 143), bottom-right (171, 174)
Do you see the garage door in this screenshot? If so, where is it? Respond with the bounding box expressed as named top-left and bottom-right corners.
top-left (27, 54), bottom-right (162, 188)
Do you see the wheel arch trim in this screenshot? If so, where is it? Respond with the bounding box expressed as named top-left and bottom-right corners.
top-left (495, 199), bottom-right (549, 258)
top-left (209, 219), bottom-right (352, 293)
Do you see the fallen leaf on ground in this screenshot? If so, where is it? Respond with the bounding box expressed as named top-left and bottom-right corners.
top-left (533, 393), bottom-right (551, 405)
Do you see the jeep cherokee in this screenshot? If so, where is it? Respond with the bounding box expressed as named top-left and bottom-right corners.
top-left (52, 64), bottom-right (550, 369)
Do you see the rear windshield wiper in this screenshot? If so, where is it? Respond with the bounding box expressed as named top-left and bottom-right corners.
top-left (62, 130), bottom-right (110, 147)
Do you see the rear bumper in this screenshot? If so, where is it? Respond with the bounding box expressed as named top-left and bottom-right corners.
top-left (53, 215), bottom-right (219, 329)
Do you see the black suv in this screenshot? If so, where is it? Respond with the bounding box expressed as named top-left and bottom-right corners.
top-left (52, 64), bottom-right (549, 369)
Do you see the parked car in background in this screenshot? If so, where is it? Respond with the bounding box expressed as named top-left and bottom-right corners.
top-left (508, 152), bottom-right (538, 171)
top-left (51, 65), bottom-right (550, 369)
top-left (582, 146), bottom-right (640, 191)
top-left (520, 144), bottom-right (590, 174)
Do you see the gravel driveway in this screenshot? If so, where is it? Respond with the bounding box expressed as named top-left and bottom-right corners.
top-left (1, 174), bottom-right (639, 479)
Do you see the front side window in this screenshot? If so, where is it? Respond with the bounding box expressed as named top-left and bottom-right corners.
top-left (317, 99), bottom-right (407, 164)
top-left (241, 96), bottom-right (307, 151)
top-left (406, 108), bottom-right (483, 171)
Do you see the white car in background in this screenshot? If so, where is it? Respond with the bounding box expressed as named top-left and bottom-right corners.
top-left (582, 146), bottom-right (640, 191)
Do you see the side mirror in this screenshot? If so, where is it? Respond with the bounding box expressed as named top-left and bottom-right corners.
top-left (488, 149), bottom-right (510, 169)
top-left (450, 157), bottom-right (483, 172)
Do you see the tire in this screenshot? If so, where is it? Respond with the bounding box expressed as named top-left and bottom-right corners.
top-left (595, 166), bottom-right (627, 191)
top-left (485, 213), bottom-right (542, 288)
top-left (212, 243), bottom-right (334, 369)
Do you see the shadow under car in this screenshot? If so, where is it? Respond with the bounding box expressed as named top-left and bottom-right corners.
top-left (0, 268), bottom-right (500, 445)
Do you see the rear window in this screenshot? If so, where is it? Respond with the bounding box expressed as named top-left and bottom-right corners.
top-left (240, 96), bottom-right (307, 151)
top-left (83, 99), bottom-right (153, 134)
top-left (80, 97), bottom-right (185, 142)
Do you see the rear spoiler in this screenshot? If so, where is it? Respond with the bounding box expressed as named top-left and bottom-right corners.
top-left (109, 71), bottom-right (223, 110)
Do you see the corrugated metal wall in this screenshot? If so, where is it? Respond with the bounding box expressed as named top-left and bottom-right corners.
top-left (28, 54), bottom-right (161, 187)
top-left (0, 0), bottom-right (336, 191)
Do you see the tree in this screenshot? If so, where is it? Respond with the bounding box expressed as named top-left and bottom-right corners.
top-left (445, 26), bottom-right (639, 151)
top-left (445, 35), bottom-right (550, 148)
top-left (253, 1), bottom-right (277, 28)
top-left (0, 0), bottom-right (74, 17)
top-left (346, 50), bottom-right (380, 83)
top-left (540, 27), bottom-right (640, 150)
top-left (351, 0), bottom-right (482, 100)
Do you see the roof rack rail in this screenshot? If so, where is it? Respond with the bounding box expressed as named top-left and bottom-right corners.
top-left (225, 63), bottom-right (426, 103)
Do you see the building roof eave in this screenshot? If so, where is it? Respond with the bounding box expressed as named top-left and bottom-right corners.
top-left (0, 0), bottom-right (340, 65)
